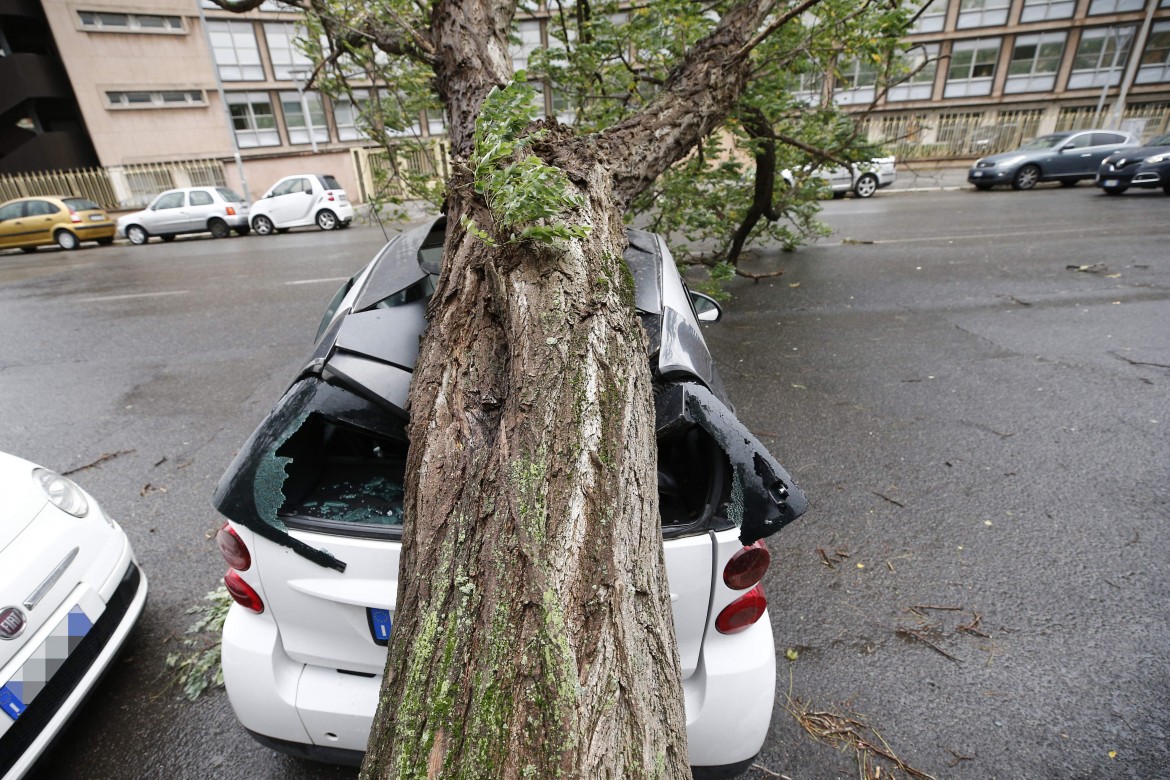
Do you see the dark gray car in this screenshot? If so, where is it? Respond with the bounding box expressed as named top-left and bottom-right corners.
top-left (968, 129), bottom-right (1139, 191)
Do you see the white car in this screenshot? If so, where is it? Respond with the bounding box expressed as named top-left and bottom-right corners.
top-left (248, 174), bottom-right (355, 235)
top-left (783, 156), bottom-right (897, 199)
top-left (0, 452), bottom-right (147, 780)
top-left (212, 218), bottom-right (808, 777)
top-left (116, 186), bottom-right (250, 244)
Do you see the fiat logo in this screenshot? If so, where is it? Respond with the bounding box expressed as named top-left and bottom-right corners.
top-left (0, 607), bottom-right (26, 640)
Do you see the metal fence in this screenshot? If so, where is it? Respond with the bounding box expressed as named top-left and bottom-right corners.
top-left (1056, 103), bottom-right (1170, 139)
top-left (0, 159), bottom-right (227, 210)
top-left (872, 108), bottom-right (1045, 160)
top-left (351, 141), bottom-right (449, 203)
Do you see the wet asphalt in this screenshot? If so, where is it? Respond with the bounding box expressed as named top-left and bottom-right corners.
top-left (0, 183), bottom-right (1166, 779)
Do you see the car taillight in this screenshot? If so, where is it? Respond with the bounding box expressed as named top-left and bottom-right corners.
top-left (723, 540), bottom-right (770, 590)
top-left (225, 205), bottom-right (236, 216)
top-left (327, 191), bottom-right (335, 201)
top-left (224, 570), bottom-right (264, 613)
top-left (69, 209), bottom-right (81, 223)
top-left (715, 585), bottom-right (767, 634)
top-left (216, 523), bottom-right (251, 570)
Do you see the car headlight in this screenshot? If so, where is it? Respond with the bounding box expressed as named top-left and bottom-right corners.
top-left (33, 468), bottom-right (89, 517)
top-left (1144, 152), bottom-right (1170, 164)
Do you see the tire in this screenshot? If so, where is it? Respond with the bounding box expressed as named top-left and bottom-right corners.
top-left (235, 225), bottom-right (250, 236)
top-left (55, 230), bottom-right (80, 251)
top-left (1012, 164), bottom-right (1040, 191)
top-left (126, 225), bottom-right (149, 245)
top-left (974, 183), bottom-right (993, 191)
top-left (315, 209), bottom-right (338, 230)
top-left (1101, 186), bottom-right (1127, 196)
top-left (209, 219), bottom-right (230, 239)
top-left (96, 236), bottom-right (114, 246)
top-left (252, 215), bottom-right (274, 236)
top-left (854, 173), bottom-right (879, 199)
top-left (160, 234), bottom-right (176, 242)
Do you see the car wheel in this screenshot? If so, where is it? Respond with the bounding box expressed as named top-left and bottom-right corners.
top-left (1101, 186), bottom-right (1127, 196)
top-left (252, 215), bottom-right (274, 236)
top-left (55, 230), bottom-right (80, 251)
top-left (96, 236), bottom-right (114, 246)
top-left (316, 210), bottom-right (339, 231)
top-left (126, 225), bottom-right (149, 245)
top-left (209, 219), bottom-right (230, 239)
top-left (160, 234), bottom-right (177, 242)
top-left (974, 183), bottom-right (993, 191)
top-left (854, 173), bottom-right (879, 199)
top-left (1012, 165), bottom-right (1040, 191)
top-left (235, 225), bottom-right (251, 236)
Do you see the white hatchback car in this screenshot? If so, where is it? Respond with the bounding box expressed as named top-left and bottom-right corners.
top-left (213, 219), bottom-right (807, 778)
top-left (248, 174), bottom-right (355, 235)
top-left (0, 451), bottom-right (147, 780)
top-left (116, 186), bottom-right (250, 244)
top-left (782, 156), bottom-right (897, 199)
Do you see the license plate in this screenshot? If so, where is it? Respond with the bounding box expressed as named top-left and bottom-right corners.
top-left (1103, 179), bottom-right (1118, 187)
top-left (0, 606), bottom-right (93, 723)
top-left (339, 194), bottom-right (348, 202)
top-left (366, 608), bottom-right (392, 646)
top-left (972, 171), bottom-right (983, 177)
top-left (89, 214), bottom-right (104, 221)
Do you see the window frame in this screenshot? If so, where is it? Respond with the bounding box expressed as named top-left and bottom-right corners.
top-left (226, 91), bottom-right (281, 147)
top-left (207, 20), bottom-right (264, 81)
top-left (1068, 26), bottom-right (1137, 90)
top-left (77, 10), bottom-right (184, 33)
top-left (1004, 32), bottom-right (1067, 94)
top-left (944, 38), bottom-right (1001, 97)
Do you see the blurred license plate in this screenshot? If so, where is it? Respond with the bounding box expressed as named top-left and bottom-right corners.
top-left (972, 171), bottom-right (983, 177)
top-left (1103, 179), bottom-right (1118, 187)
top-left (89, 214), bottom-right (104, 221)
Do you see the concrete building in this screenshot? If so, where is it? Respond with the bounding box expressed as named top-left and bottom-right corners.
top-left (3, 0), bottom-right (1170, 203)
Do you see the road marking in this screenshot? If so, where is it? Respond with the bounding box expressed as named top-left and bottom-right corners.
top-left (284, 277), bottom-right (350, 286)
top-left (78, 290), bottom-right (189, 303)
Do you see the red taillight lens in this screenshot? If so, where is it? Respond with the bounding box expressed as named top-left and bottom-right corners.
top-left (224, 570), bottom-right (264, 613)
top-left (225, 205), bottom-right (236, 216)
top-left (216, 523), bottom-right (251, 570)
top-left (69, 209), bottom-right (81, 223)
top-left (327, 191), bottom-right (335, 201)
top-left (723, 540), bottom-right (770, 590)
top-left (715, 585), bottom-right (767, 634)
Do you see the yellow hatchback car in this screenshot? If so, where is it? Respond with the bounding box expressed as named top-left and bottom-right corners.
top-left (0, 195), bottom-right (116, 252)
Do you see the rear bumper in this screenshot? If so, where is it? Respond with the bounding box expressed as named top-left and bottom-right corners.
top-left (222, 603), bottom-right (776, 769)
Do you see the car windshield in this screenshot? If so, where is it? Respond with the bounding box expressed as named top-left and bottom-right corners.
top-left (1147, 133), bottom-right (1170, 146)
top-left (216, 187), bottom-right (245, 203)
top-left (1017, 134), bottom-right (1069, 151)
top-left (62, 197), bottom-right (101, 211)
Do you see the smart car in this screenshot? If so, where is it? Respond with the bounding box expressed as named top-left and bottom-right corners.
top-left (248, 174), bottom-right (354, 234)
top-left (0, 196), bottom-right (115, 253)
top-left (116, 187), bottom-right (250, 244)
top-left (1096, 132), bottom-right (1170, 195)
top-left (968, 129), bottom-right (1138, 190)
top-left (0, 451), bottom-right (148, 780)
top-left (212, 218), bottom-right (807, 778)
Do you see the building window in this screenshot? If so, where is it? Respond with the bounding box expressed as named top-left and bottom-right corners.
top-left (1005, 32), bottom-right (1066, 93)
top-left (107, 90), bottom-right (206, 108)
top-left (944, 38), bottom-right (1000, 97)
top-left (333, 90), bottom-right (370, 141)
top-left (208, 20), bottom-right (263, 81)
top-left (78, 11), bottom-right (183, 32)
top-left (1069, 26), bottom-right (1136, 89)
top-left (833, 58), bottom-right (878, 106)
top-left (511, 19), bottom-right (542, 73)
top-left (1019, 0), bottom-right (1075, 22)
top-left (956, 0), bottom-right (1009, 30)
top-left (1137, 22), bottom-right (1170, 84)
top-left (264, 22), bottom-right (315, 81)
top-left (227, 92), bottom-right (280, 147)
top-left (908, 1), bottom-right (947, 35)
top-left (887, 44), bottom-right (939, 101)
top-left (1088, 0), bottom-right (1144, 13)
top-left (279, 91), bottom-right (330, 145)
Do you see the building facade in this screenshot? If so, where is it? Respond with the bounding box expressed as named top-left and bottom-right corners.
top-left (5, 0), bottom-right (1170, 205)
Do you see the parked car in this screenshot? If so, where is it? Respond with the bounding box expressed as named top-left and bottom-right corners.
top-left (782, 156), bottom-right (897, 199)
top-left (0, 196), bottom-right (115, 253)
top-left (0, 451), bottom-right (148, 779)
top-left (1096, 132), bottom-right (1170, 195)
top-left (968, 129), bottom-right (1139, 190)
top-left (116, 187), bottom-right (250, 245)
top-left (212, 218), bottom-right (808, 777)
top-left (248, 174), bottom-right (354, 235)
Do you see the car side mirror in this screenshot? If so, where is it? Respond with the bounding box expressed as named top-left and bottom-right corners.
top-left (690, 291), bottom-right (723, 323)
top-left (1059, 143), bottom-right (1074, 152)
